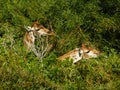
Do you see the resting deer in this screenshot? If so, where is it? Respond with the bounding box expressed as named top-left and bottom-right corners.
top-left (57, 44), bottom-right (100, 63)
top-left (24, 21), bottom-right (55, 50)
top-left (24, 21), bottom-right (55, 60)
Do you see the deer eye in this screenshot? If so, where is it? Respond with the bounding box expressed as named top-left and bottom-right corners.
top-left (85, 50), bottom-right (90, 53)
top-left (36, 29), bottom-right (40, 31)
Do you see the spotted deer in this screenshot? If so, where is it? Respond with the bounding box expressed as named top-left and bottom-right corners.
top-left (24, 21), bottom-right (55, 50)
top-left (58, 44), bottom-right (100, 63)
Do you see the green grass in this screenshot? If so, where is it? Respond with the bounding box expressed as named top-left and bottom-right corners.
top-left (0, 49), bottom-right (120, 89)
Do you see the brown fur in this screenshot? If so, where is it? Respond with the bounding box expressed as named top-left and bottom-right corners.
top-left (24, 31), bottom-right (35, 50)
top-left (81, 44), bottom-right (100, 59)
top-left (57, 48), bottom-right (79, 61)
top-left (32, 21), bottom-right (55, 36)
top-left (25, 32), bottom-right (33, 44)
top-left (58, 44), bottom-right (100, 62)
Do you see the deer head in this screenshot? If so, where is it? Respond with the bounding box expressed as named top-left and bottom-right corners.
top-left (81, 44), bottom-right (100, 59)
top-left (24, 21), bottom-right (55, 50)
top-left (30, 21), bottom-right (55, 36)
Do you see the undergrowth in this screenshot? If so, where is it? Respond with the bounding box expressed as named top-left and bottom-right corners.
top-left (0, 0), bottom-right (120, 89)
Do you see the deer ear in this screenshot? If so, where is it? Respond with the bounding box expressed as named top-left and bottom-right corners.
top-left (31, 20), bottom-right (39, 28)
top-left (33, 20), bottom-right (39, 24)
top-left (81, 44), bottom-right (86, 48)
